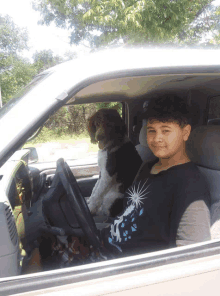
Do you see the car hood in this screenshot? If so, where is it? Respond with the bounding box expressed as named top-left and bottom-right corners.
top-left (1, 47), bottom-right (220, 167)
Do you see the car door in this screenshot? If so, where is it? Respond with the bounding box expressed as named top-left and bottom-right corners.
top-left (1, 239), bottom-right (220, 295)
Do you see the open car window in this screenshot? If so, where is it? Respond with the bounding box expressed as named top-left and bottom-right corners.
top-left (24, 102), bottom-right (123, 163)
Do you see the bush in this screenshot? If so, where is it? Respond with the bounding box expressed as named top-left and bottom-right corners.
top-left (44, 104), bottom-right (97, 137)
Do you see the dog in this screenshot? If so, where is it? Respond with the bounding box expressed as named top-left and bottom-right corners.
top-left (87, 108), bottom-right (142, 217)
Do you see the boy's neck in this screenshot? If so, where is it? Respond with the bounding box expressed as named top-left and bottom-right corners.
top-left (153, 150), bottom-right (190, 174)
top-left (158, 154), bottom-right (190, 168)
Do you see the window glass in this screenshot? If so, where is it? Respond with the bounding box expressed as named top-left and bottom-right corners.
top-left (24, 102), bottom-right (123, 163)
top-left (0, 73), bottom-right (50, 120)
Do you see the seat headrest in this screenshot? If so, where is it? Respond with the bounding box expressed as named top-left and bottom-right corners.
top-left (186, 126), bottom-right (220, 170)
top-left (139, 125), bottom-right (148, 146)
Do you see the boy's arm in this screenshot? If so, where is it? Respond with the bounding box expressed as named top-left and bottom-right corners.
top-left (171, 171), bottom-right (211, 247)
top-left (176, 200), bottom-right (211, 247)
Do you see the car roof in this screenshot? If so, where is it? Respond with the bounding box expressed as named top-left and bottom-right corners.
top-left (43, 47), bottom-right (220, 75)
top-left (41, 47), bottom-right (220, 104)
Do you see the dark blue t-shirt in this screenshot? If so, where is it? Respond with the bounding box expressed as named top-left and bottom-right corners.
top-left (101, 161), bottom-right (211, 255)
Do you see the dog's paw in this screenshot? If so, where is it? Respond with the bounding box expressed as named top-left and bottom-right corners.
top-left (101, 208), bottom-right (110, 217)
top-left (88, 203), bottom-right (97, 215)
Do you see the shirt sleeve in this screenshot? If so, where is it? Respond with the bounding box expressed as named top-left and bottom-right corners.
top-left (170, 168), bottom-right (211, 247)
top-left (176, 200), bottom-right (211, 247)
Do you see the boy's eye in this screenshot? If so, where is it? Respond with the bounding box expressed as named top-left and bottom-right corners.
top-left (162, 130), bottom-right (170, 133)
top-left (147, 129), bottom-right (155, 133)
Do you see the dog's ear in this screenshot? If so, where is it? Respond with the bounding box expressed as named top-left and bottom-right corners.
top-left (103, 109), bottom-right (127, 140)
top-left (114, 117), bottom-right (127, 138)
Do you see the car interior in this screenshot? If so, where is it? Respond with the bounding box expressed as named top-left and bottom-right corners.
top-left (4, 72), bottom-right (220, 276)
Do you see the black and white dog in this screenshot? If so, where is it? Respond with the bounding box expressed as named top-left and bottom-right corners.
top-left (87, 109), bottom-right (142, 217)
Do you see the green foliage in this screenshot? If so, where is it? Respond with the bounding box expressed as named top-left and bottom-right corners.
top-left (96, 102), bottom-right (122, 115)
top-left (0, 14), bottom-right (29, 54)
top-left (27, 102), bottom-right (123, 143)
top-left (0, 13), bottom-right (123, 141)
top-left (0, 14), bottom-right (78, 104)
top-left (43, 103), bottom-right (97, 137)
top-left (27, 102), bottom-right (123, 144)
top-left (0, 13), bottom-right (70, 104)
top-left (0, 55), bottom-right (37, 103)
top-left (33, 49), bottom-right (64, 73)
top-left (209, 7), bottom-right (220, 45)
top-left (28, 126), bottom-right (57, 144)
top-left (0, 15), bottom-right (36, 104)
top-left (36, 102), bottom-right (122, 143)
top-left (32, 0), bottom-right (220, 47)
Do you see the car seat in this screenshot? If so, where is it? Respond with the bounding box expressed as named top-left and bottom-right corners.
top-left (135, 125), bottom-right (156, 162)
top-left (186, 125), bottom-right (220, 239)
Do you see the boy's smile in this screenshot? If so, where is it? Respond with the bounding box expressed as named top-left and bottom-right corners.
top-left (146, 120), bottom-right (191, 161)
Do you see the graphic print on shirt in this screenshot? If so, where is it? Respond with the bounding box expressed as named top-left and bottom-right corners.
top-left (109, 179), bottom-right (151, 247)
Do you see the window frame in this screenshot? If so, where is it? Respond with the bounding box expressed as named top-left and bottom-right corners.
top-left (0, 239), bottom-right (219, 295)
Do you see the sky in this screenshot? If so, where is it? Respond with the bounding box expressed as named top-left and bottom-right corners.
top-left (0, 0), bottom-right (90, 61)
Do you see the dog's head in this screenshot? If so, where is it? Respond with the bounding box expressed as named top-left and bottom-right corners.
top-left (88, 109), bottom-right (127, 148)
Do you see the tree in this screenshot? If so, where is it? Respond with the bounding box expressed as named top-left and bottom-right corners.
top-left (39, 103), bottom-right (97, 139)
top-left (0, 14), bottom-right (37, 104)
top-left (63, 50), bottom-right (78, 61)
top-left (207, 6), bottom-right (220, 46)
top-left (0, 14), bottom-right (29, 74)
top-left (32, 0), bottom-right (220, 47)
top-left (0, 14), bottom-right (29, 55)
top-left (96, 102), bottom-right (122, 115)
top-left (33, 49), bottom-right (63, 73)
top-left (0, 56), bottom-right (36, 104)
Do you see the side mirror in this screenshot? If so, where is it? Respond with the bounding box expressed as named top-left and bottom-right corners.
top-left (26, 147), bottom-right (38, 164)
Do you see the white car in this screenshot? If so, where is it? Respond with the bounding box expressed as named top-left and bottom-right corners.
top-left (1, 48), bottom-right (220, 296)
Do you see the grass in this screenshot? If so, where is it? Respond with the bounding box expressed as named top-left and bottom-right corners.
top-left (24, 129), bottom-right (99, 154)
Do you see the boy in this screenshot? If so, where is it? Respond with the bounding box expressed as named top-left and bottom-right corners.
top-left (101, 94), bottom-right (211, 255)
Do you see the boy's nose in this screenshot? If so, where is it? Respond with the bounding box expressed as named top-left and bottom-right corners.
top-left (154, 131), bottom-right (163, 142)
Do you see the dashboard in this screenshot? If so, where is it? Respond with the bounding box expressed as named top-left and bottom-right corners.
top-left (0, 149), bottom-right (37, 277)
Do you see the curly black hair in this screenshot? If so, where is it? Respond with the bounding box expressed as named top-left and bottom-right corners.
top-left (143, 94), bottom-right (192, 127)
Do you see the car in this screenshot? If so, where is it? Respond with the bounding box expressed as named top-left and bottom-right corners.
top-left (1, 47), bottom-right (220, 295)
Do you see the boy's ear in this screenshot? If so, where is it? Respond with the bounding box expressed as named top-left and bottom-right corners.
top-left (183, 124), bottom-right (191, 141)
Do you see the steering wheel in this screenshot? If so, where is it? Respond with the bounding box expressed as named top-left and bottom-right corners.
top-left (56, 158), bottom-right (101, 249)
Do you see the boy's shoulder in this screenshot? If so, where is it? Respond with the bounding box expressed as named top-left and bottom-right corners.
top-left (162, 162), bottom-right (208, 189)
top-left (135, 160), bottom-right (207, 184)
top-left (168, 163), bottom-right (210, 202)
top-left (167, 162), bottom-right (204, 180)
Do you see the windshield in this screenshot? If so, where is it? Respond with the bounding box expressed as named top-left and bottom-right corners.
top-left (0, 73), bottom-right (50, 120)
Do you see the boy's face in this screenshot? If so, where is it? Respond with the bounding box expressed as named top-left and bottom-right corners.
top-left (146, 120), bottom-right (191, 159)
